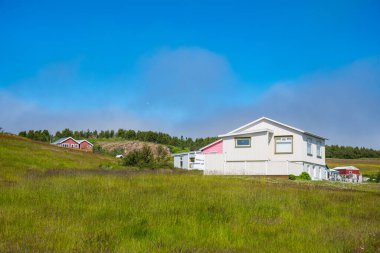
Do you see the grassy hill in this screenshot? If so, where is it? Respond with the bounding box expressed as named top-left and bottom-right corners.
top-left (0, 134), bottom-right (119, 181)
top-left (0, 134), bottom-right (380, 252)
top-left (327, 158), bottom-right (380, 175)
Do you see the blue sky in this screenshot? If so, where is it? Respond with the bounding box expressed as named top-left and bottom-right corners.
top-left (1, 0), bottom-right (380, 148)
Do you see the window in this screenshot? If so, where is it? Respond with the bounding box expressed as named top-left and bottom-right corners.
top-left (307, 138), bottom-right (312, 156)
top-left (275, 136), bottom-right (293, 154)
top-left (235, 137), bottom-right (251, 148)
top-left (317, 141), bottom-right (322, 158)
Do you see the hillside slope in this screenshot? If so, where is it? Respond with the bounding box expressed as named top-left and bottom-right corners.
top-left (96, 140), bottom-right (171, 156)
top-left (0, 134), bottom-right (118, 181)
top-left (327, 158), bottom-right (380, 175)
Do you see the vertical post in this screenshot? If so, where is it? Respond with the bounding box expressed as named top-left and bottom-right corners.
top-left (286, 160), bottom-right (289, 175)
top-left (203, 154), bottom-right (208, 175)
top-left (223, 153), bottom-right (226, 175)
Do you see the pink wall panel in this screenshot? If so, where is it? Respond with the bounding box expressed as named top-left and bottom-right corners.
top-left (62, 138), bottom-right (77, 145)
top-left (202, 140), bottom-right (223, 154)
top-left (80, 141), bottom-right (92, 149)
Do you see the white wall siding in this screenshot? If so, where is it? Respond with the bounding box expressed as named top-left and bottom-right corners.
top-left (174, 156), bottom-right (181, 168)
top-left (233, 119), bottom-right (326, 166)
top-left (222, 132), bottom-right (268, 161)
top-left (204, 154), bottom-right (304, 176)
top-left (173, 154), bottom-right (189, 169)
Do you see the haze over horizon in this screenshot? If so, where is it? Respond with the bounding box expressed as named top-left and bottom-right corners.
top-left (1, 0), bottom-right (380, 148)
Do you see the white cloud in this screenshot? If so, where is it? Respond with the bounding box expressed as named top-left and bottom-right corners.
top-left (0, 91), bottom-right (162, 133)
top-left (177, 58), bottom-right (380, 149)
top-left (1, 49), bottom-right (380, 149)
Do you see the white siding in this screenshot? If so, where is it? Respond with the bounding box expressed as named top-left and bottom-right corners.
top-left (173, 154), bottom-right (189, 169)
top-left (204, 154), bottom-right (304, 176)
top-left (222, 131), bottom-right (269, 161)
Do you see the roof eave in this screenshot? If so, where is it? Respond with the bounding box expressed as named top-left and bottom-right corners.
top-left (218, 129), bottom-right (273, 138)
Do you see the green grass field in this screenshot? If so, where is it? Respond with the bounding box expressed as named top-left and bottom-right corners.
top-left (1, 134), bottom-right (380, 252)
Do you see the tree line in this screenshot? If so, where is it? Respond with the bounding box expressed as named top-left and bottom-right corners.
top-left (18, 129), bottom-right (380, 158)
top-left (18, 128), bottom-right (219, 151)
top-left (326, 145), bottom-right (380, 159)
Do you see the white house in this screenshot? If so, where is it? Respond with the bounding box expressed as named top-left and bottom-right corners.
top-left (174, 117), bottom-right (328, 180)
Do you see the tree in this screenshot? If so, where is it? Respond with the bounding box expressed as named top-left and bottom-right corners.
top-left (61, 128), bottom-right (73, 137)
top-left (117, 129), bottom-right (125, 138)
top-left (19, 131), bottom-right (27, 137)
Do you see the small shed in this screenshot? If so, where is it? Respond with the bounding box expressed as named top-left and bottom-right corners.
top-left (172, 151), bottom-right (204, 170)
top-left (333, 166), bottom-right (362, 183)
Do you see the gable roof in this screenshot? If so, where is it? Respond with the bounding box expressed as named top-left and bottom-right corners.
top-left (221, 117), bottom-right (328, 140)
top-left (51, 137), bottom-right (93, 146)
top-left (218, 129), bottom-right (273, 138)
top-left (77, 140), bottom-right (94, 146)
top-left (51, 137), bottom-right (78, 145)
top-left (333, 166), bottom-right (359, 171)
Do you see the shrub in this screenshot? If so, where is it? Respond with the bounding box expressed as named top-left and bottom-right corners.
top-left (93, 144), bottom-right (104, 154)
top-left (122, 145), bottom-right (172, 169)
top-left (140, 145), bottom-right (154, 165)
top-left (156, 145), bottom-right (168, 159)
top-left (288, 174), bottom-right (296, 180)
top-left (298, 172), bottom-right (312, 180)
top-left (123, 150), bottom-right (141, 166)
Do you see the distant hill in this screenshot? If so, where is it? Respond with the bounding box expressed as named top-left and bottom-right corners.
top-left (327, 158), bottom-right (380, 175)
top-left (0, 134), bottom-right (118, 181)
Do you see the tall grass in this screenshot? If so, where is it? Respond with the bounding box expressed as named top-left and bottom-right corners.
top-left (1, 134), bottom-right (380, 252)
top-left (1, 174), bottom-right (379, 252)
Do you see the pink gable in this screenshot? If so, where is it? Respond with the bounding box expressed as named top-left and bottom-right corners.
top-left (62, 138), bottom-right (77, 145)
top-left (201, 139), bottom-right (223, 154)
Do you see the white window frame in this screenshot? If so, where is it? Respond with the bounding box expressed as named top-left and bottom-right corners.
top-left (307, 138), bottom-right (313, 156)
top-left (235, 137), bottom-right (251, 148)
top-left (316, 141), bottom-right (322, 158)
top-left (274, 136), bottom-right (293, 154)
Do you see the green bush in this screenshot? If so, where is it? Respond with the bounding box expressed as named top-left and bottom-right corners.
top-left (288, 174), bottom-right (296, 180)
top-left (93, 144), bottom-right (105, 154)
top-left (122, 145), bottom-right (172, 169)
top-left (298, 172), bottom-right (312, 180)
top-left (123, 150), bottom-right (141, 167)
top-left (366, 171), bottom-right (380, 183)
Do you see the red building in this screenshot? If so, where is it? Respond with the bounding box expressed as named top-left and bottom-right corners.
top-left (334, 166), bottom-right (360, 175)
top-left (333, 166), bottom-right (362, 183)
top-left (51, 137), bottom-right (93, 150)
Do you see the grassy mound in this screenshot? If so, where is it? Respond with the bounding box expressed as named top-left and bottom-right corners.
top-left (0, 134), bottom-right (119, 181)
